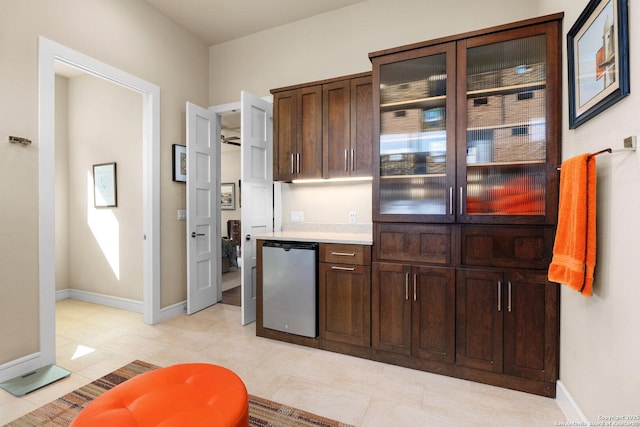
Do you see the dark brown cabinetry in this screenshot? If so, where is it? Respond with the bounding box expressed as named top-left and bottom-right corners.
top-left (259, 14), bottom-right (563, 399)
top-left (271, 72), bottom-right (372, 182)
top-left (370, 14), bottom-right (563, 397)
top-left (372, 263), bottom-right (455, 363)
top-left (323, 76), bottom-right (373, 178)
top-left (272, 85), bottom-right (323, 181)
top-left (319, 243), bottom-right (371, 347)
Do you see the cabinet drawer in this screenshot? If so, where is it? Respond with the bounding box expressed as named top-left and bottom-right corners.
top-left (320, 243), bottom-right (371, 265)
top-left (375, 223), bottom-right (452, 264)
top-left (461, 226), bottom-right (554, 270)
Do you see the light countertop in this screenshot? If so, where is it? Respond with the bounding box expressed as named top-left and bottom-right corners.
top-left (255, 230), bottom-right (372, 245)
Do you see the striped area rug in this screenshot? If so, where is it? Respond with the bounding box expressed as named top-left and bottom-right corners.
top-left (6, 360), bottom-right (353, 427)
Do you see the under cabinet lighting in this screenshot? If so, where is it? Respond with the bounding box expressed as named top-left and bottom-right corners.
top-left (291, 176), bottom-right (373, 184)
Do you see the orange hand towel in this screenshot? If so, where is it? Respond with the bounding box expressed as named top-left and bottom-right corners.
top-left (548, 153), bottom-right (596, 296)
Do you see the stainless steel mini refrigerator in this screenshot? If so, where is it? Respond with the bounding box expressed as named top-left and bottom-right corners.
top-left (262, 241), bottom-right (318, 338)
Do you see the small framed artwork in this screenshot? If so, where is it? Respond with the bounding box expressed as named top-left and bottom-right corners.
top-left (172, 144), bottom-right (187, 182)
top-left (567, 0), bottom-right (630, 129)
top-left (221, 182), bottom-right (235, 210)
top-left (93, 162), bottom-right (117, 208)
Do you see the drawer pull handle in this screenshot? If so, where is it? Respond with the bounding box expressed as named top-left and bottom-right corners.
top-left (497, 280), bottom-right (502, 312)
top-left (331, 266), bottom-right (355, 271)
top-left (331, 252), bottom-right (356, 257)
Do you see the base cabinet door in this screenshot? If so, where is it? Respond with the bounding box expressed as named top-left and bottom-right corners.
top-left (372, 262), bottom-right (412, 355)
top-left (373, 262), bottom-right (455, 362)
top-left (456, 268), bottom-right (559, 378)
top-left (456, 269), bottom-right (504, 373)
top-left (412, 266), bottom-right (455, 363)
top-left (319, 263), bottom-right (371, 347)
top-left (503, 270), bottom-right (559, 382)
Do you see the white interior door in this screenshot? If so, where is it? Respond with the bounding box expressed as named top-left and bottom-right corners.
top-left (186, 102), bottom-right (220, 314)
top-left (240, 91), bottom-right (273, 325)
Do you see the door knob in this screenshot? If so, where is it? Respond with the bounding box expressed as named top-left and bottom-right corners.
top-left (245, 234), bottom-right (251, 241)
top-left (191, 232), bottom-right (205, 238)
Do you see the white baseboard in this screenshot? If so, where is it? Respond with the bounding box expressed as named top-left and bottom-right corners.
top-left (0, 352), bottom-right (44, 383)
top-left (56, 289), bottom-right (187, 324)
top-left (156, 300), bottom-right (187, 323)
top-left (56, 289), bottom-right (143, 313)
top-left (556, 380), bottom-right (588, 422)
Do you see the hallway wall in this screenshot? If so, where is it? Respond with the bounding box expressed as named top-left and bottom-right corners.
top-left (57, 73), bottom-right (144, 301)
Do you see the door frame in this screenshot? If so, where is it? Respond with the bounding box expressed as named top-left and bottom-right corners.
top-left (34, 37), bottom-right (161, 372)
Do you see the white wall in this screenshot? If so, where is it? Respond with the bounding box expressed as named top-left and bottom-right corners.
top-left (0, 0), bottom-right (209, 365)
top-left (209, 0), bottom-right (540, 228)
top-left (536, 0), bottom-right (640, 420)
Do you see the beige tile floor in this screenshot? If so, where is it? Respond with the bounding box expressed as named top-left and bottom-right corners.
top-left (0, 299), bottom-right (567, 426)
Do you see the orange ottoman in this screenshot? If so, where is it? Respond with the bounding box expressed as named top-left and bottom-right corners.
top-left (70, 363), bottom-right (248, 427)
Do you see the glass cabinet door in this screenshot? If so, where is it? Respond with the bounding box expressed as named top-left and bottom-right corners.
top-left (463, 33), bottom-right (548, 220)
top-left (376, 44), bottom-right (455, 221)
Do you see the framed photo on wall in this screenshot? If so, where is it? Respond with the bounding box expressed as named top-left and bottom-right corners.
top-left (172, 144), bottom-right (187, 182)
top-left (93, 162), bottom-right (117, 208)
top-left (567, 0), bottom-right (630, 128)
top-left (221, 182), bottom-right (235, 210)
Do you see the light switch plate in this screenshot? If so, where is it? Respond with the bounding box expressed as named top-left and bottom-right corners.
top-left (623, 135), bottom-right (637, 149)
top-left (177, 209), bottom-right (186, 220)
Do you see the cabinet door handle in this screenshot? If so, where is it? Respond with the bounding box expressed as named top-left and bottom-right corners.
top-left (344, 149), bottom-right (349, 171)
top-left (290, 153), bottom-right (295, 174)
top-left (296, 153), bottom-right (301, 174)
top-left (331, 252), bottom-right (356, 257)
top-left (331, 266), bottom-right (355, 271)
top-left (497, 280), bottom-right (502, 312)
top-left (459, 186), bottom-right (464, 215)
top-left (413, 274), bottom-right (417, 301)
top-left (405, 273), bottom-right (409, 301)
top-left (508, 281), bottom-right (512, 313)
top-left (351, 148), bottom-right (355, 171)
top-left (449, 187), bottom-right (453, 215)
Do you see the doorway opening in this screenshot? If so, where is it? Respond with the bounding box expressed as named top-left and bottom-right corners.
top-left (220, 109), bottom-right (242, 307)
top-left (37, 37), bottom-right (161, 373)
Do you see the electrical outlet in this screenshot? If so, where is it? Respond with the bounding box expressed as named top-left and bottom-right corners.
top-left (349, 212), bottom-right (357, 224)
top-left (290, 211), bottom-right (304, 222)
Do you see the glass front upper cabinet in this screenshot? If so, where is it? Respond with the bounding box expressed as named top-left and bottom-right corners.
top-left (376, 43), bottom-right (456, 222)
top-left (463, 34), bottom-right (548, 219)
